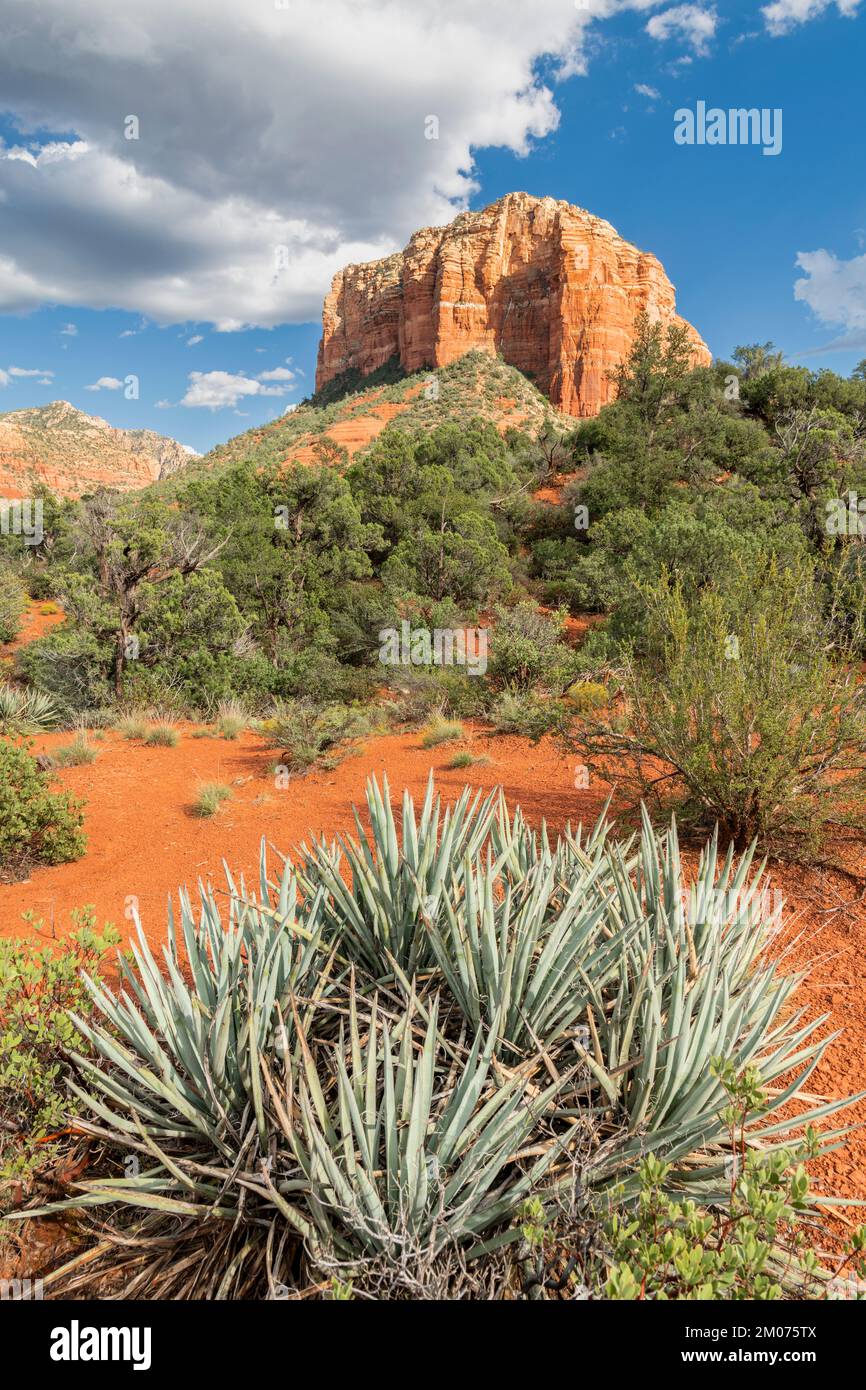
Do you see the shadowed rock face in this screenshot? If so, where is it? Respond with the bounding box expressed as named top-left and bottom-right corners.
top-left (0, 400), bottom-right (197, 498)
top-left (316, 192), bottom-right (710, 418)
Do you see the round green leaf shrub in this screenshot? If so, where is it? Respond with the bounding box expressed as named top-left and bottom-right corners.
top-left (0, 740), bottom-right (86, 879)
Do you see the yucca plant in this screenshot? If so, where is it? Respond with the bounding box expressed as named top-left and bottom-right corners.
top-left (0, 681), bottom-right (61, 734)
top-left (281, 992), bottom-right (566, 1265)
top-left (63, 863), bottom-right (332, 1167)
top-left (298, 774), bottom-right (501, 977)
top-left (560, 809), bottom-right (862, 1198)
top-left (7, 863), bottom-right (336, 1297)
top-left (9, 780), bottom-right (861, 1300)
top-left (425, 850), bottom-right (625, 1054)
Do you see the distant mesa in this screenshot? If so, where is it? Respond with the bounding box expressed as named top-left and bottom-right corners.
top-left (0, 400), bottom-right (196, 499)
top-left (316, 192), bottom-right (710, 418)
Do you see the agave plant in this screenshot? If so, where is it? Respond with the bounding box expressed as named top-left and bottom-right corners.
top-left (66, 860), bottom-right (330, 1161)
top-left (279, 992), bottom-right (566, 1263)
top-left (10, 781), bottom-right (862, 1299)
top-left (0, 680), bottom-right (60, 734)
top-left (562, 809), bottom-right (861, 1197)
top-left (297, 774), bottom-right (501, 977)
top-left (425, 849), bottom-right (625, 1054)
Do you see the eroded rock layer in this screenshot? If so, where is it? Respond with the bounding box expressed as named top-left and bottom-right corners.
top-left (316, 193), bottom-right (710, 417)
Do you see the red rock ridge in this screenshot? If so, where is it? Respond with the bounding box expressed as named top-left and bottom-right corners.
top-left (316, 192), bottom-right (710, 417)
top-left (0, 400), bottom-right (196, 499)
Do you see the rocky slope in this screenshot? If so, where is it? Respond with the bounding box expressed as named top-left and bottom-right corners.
top-left (317, 192), bottom-right (710, 417)
top-left (0, 401), bottom-right (196, 498)
top-left (167, 351), bottom-right (567, 492)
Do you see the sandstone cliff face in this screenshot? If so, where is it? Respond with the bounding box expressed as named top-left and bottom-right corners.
top-left (316, 193), bottom-right (710, 417)
top-left (0, 401), bottom-right (196, 499)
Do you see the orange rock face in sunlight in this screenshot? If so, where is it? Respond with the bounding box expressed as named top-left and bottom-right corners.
top-left (316, 192), bottom-right (710, 417)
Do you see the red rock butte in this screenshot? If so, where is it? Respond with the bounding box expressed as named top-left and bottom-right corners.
top-left (316, 192), bottom-right (711, 418)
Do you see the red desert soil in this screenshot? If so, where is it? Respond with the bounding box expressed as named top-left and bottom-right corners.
top-left (1, 721), bottom-right (865, 1222)
top-left (0, 601), bottom-right (65, 659)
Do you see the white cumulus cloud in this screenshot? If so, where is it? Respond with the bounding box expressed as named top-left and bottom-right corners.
top-left (0, 0), bottom-right (638, 330)
top-left (85, 375), bottom-right (123, 390)
top-left (646, 5), bottom-right (718, 55)
top-left (794, 246), bottom-right (866, 349)
top-left (762, 0), bottom-right (859, 35)
top-left (258, 365), bottom-right (295, 382)
top-left (180, 369), bottom-right (290, 410)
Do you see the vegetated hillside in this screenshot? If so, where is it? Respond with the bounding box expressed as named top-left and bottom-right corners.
top-left (4, 323), bottom-right (865, 861)
top-left (168, 350), bottom-right (569, 491)
top-left (0, 400), bottom-right (196, 499)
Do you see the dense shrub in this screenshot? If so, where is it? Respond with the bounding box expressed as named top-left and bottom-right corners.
top-left (572, 557), bottom-right (866, 850)
top-left (0, 740), bottom-right (86, 879)
top-left (488, 602), bottom-right (577, 691)
top-left (0, 912), bottom-right (119, 1181)
top-left (0, 567), bottom-right (26, 644)
top-left (264, 698), bottom-right (380, 773)
top-left (16, 627), bottom-right (112, 716)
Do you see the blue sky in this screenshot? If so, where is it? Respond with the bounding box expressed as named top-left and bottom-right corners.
top-left (0, 0), bottom-right (863, 453)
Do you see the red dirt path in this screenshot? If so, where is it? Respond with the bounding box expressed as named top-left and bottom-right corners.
top-left (1, 722), bottom-right (865, 1220)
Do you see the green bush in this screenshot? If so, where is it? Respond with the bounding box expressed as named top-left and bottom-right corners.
top-left (489, 689), bottom-right (558, 740)
top-left (16, 627), bottom-right (112, 717)
top-left (0, 912), bottom-right (119, 1181)
top-left (0, 568), bottom-right (26, 645)
top-left (265, 698), bottom-right (378, 773)
top-left (0, 741), bottom-right (86, 879)
top-left (573, 557), bottom-right (866, 851)
top-left (489, 602), bottom-right (576, 691)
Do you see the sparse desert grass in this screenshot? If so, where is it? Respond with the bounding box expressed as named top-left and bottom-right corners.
top-left (214, 698), bottom-right (247, 740)
top-left (446, 750), bottom-right (489, 769)
top-left (194, 782), bottom-right (233, 817)
top-left (54, 732), bottom-right (98, 767)
top-left (144, 724), bottom-right (179, 748)
top-left (420, 716), bottom-right (464, 748)
top-left (115, 713), bottom-right (149, 741)
top-left (190, 728), bottom-right (212, 739)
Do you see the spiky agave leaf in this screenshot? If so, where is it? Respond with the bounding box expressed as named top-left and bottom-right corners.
top-left (0, 681), bottom-right (61, 733)
top-left (296, 772), bottom-right (501, 977)
top-left (286, 992), bottom-right (567, 1262)
top-left (65, 860), bottom-right (331, 1158)
top-left (561, 809), bottom-right (864, 1197)
top-left (424, 846), bottom-right (627, 1054)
